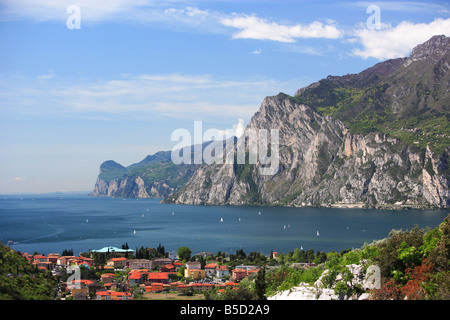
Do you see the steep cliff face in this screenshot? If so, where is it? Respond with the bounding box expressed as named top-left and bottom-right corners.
top-left (165, 36), bottom-right (450, 208)
top-left (90, 152), bottom-right (200, 199)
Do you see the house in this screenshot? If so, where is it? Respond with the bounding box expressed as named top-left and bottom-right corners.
top-left (150, 258), bottom-right (172, 270)
top-left (231, 269), bottom-right (248, 281)
top-left (96, 290), bottom-right (133, 300)
top-left (216, 265), bottom-right (229, 278)
top-left (146, 272), bottom-right (170, 284)
top-left (173, 261), bottom-right (183, 271)
top-left (194, 251), bottom-right (213, 258)
top-left (185, 268), bottom-right (206, 280)
top-left (33, 255), bottom-right (48, 263)
top-left (71, 288), bottom-right (87, 300)
top-left (107, 257), bottom-right (127, 268)
top-left (272, 252), bottom-right (279, 259)
top-left (160, 264), bottom-right (175, 272)
top-left (128, 270), bottom-right (143, 285)
top-left (185, 261), bottom-right (201, 270)
top-left (170, 281), bottom-right (184, 291)
top-left (145, 282), bottom-right (165, 293)
top-left (168, 251), bottom-right (179, 260)
top-left (100, 273), bottom-right (116, 284)
top-left (235, 265), bottom-right (259, 272)
top-left (47, 253), bottom-right (59, 263)
top-left (57, 256), bottom-right (76, 266)
top-left (188, 283), bottom-right (214, 292)
top-left (204, 263), bottom-right (218, 276)
top-left (127, 259), bottom-right (151, 270)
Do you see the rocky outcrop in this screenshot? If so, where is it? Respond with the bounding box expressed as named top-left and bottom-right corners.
top-left (268, 261), bottom-right (374, 300)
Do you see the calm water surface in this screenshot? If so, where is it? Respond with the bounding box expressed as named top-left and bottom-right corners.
top-left (0, 195), bottom-right (448, 256)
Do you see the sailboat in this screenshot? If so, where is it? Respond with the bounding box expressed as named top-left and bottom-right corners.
top-left (220, 217), bottom-right (223, 222)
top-left (258, 211), bottom-right (261, 215)
top-left (238, 218), bottom-right (241, 222)
top-left (283, 225), bottom-right (286, 229)
top-left (316, 230), bottom-right (320, 236)
top-left (133, 230), bottom-right (136, 234)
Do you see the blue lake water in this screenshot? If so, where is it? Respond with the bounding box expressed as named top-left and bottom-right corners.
top-left (0, 194), bottom-right (448, 256)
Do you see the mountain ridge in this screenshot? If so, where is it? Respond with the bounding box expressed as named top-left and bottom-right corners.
top-left (164, 35), bottom-right (449, 208)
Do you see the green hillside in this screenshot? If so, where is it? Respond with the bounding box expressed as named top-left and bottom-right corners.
top-left (0, 244), bottom-right (57, 300)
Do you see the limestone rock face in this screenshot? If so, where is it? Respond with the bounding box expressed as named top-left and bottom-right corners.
top-left (166, 93), bottom-right (449, 208)
top-left (165, 36), bottom-right (450, 209)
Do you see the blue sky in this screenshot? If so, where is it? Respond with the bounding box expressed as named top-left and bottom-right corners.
top-left (0, 0), bottom-right (449, 193)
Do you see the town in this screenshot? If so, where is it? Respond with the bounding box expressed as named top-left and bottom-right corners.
top-left (19, 244), bottom-right (318, 300)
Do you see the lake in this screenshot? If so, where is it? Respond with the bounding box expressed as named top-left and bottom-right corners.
top-left (0, 194), bottom-right (448, 256)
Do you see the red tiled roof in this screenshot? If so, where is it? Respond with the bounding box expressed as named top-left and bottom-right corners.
top-left (147, 272), bottom-right (169, 280)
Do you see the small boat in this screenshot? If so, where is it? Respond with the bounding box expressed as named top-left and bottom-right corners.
top-left (316, 230), bottom-right (320, 236)
top-left (141, 214), bottom-right (144, 218)
top-left (7, 240), bottom-right (16, 245)
top-left (283, 225), bottom-right (286, 229)
top-left (133, 230), bottom-right (136, 234)
top-left (301, 246), bottom-right (303, 250)
top-left (258, 211), bottom-right (261, 215)
top-left (238, 218), bottom-right (241, 222)
top-left (220, 217), bottom-right (223, 222)
top-left (172, 212), bottom-right (175, 215)
top-left (85, 219), bottom-right (88, 223)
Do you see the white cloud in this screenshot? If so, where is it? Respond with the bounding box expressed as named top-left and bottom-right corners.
top-left (252, 48), bottom-right (262, 55)
top-left (233, 118), bottom-right (245, 138)
top-left (13, 176), bottom-right (27, 181)
top-left (220, 14), bottom-right (342, 43)
top-left (0, 73), bottom-right (305, 121)
top-left (352, 18), bottom-right (450, 60)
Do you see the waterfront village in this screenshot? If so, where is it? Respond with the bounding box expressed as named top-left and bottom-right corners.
top-left (19, 245), bottom-right (317, 300)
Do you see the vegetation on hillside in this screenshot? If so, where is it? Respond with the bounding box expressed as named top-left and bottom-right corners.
top-left (0, 244), bottom-right (57, 300)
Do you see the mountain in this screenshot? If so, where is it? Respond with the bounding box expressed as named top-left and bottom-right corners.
top-left (164, 35), bottom-right (450, 209)
top-left (90, 141), bottom-right (224, 198)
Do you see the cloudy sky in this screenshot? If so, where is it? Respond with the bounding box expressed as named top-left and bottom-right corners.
top-left (0, 0), bottom-right (449, 193)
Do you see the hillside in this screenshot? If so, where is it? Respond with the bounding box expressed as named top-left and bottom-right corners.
top-left (0, 244), bottom-right (57, 299)
top-left (165, 35), bottom-right (449, 208)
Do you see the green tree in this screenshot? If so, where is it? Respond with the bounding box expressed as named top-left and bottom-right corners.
top-left (254, 266), bottom-right (266, 300)
top-left (177, 246), bottom-right (192, 261)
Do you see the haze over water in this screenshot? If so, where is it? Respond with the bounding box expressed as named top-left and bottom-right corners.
top-left (0, 194), bottom-right (448, 256)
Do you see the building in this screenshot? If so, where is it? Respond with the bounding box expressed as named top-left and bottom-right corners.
top-left (147, 272), bottom-right (170, 284)
top-left (185, 261), bottom-right (201, 270)
top-left (127, 259), bottom-right (151, 270)
top-left (150, 258), bottom-right (172, 270)
top-left (235, 265), bottom-right (259, 272)
top-left (160, 264), bottom-right (175, 273)
top-left (204, 263), bottom-right (218, 276)
top-left (128, 270), bottom-right (143, 285)
top-left (216, 265), bottom-right (229, 278)
top-left (90, 246), bottom-right (135, 258)
top-left (107, 257), bottom-right (127, 268)
top-left (96, 290), bottom-right (133, 300)
top-left (168, 251), bottom-right (179, 260)
top-left (231, 269), bottom-right (248, 281)
top-left (100, 273), bottom-right (116, 284)
top-left (185, 268), bottom-right (206, 280)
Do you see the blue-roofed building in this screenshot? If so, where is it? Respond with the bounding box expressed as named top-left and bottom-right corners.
top-left (90, 246), bottom-right (135, 253)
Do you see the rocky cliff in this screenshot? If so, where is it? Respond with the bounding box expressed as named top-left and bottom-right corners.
top-left (165, 35), bottom-right (450, 208)
top-left (90, 150), bottom-right (201, 199)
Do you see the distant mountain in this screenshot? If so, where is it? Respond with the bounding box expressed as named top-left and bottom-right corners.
top-left (165, 35), bottom-right (449, 209)
top-left (90, 141), bottom-right (226, 198)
